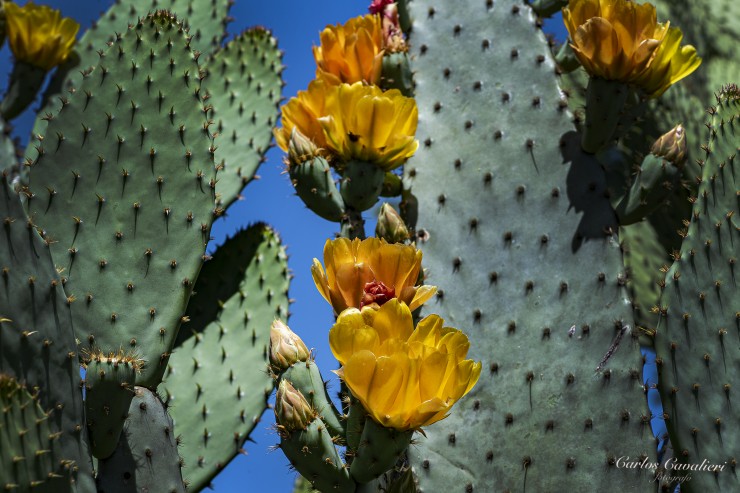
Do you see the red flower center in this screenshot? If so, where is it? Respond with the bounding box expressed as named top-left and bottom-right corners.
top-left (360, 280), bottom-right (396, 308)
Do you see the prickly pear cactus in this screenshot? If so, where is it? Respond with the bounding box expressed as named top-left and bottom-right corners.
top-left (401, 1), bottom-right (654, 490)
top-left (653, 88), bottom-right (739, 493)
top-left (0, 375), bottom-right (70, 493)
top-left (161, 224), bottom-right (290, 491)
top-left (0, 176), bottom-right (95, 492)
top-left (203, 29), bottom-right (284, 208)
top-left (26, 13), bottom-right (217, 390)
top-left (2, 1), bottom-right (289, 489)
top-left (97, 387), bottom-right (186, 493)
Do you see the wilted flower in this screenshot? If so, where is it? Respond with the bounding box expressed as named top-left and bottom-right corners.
top-left (330, 300), bottom-right (481, 430)
top-left (562, 0), bottom-right (700, 97)
top-left (274, 78), bottom-right (333, 154)
top-left (269, 320), bottom-right (311, 371)
top-left (4, 2), bottom-right (79, 71)
top-left (311, 237), bottom-right (436, 315)
top-left (318, 82), bottom-right (418, 170)
top-left (314, 15), bottom-right (384, 85)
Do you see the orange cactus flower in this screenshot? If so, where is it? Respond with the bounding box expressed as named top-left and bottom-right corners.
top-left (563, 0), bottom-right (700, 97)
top-left (311, 237), bottom-right (436, 315)
top-left (313, 14), bottom-right (384, 86)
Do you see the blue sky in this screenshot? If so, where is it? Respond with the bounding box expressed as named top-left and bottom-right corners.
top-left (1, 1), bottom-right (568, 490)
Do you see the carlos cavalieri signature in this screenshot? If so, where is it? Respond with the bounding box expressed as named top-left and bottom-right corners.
top-left (615, 456), bottom-right (728, 483)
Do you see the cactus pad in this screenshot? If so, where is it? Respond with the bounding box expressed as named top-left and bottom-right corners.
top-left (161, 224), bottom-right (289, 491)
top-left (96, 386), bottom-right (186, 493)
top-left (79, 0), bottom-right (232, 76)
top-left (26, 13), bottom-right (217, 387)
top-left (204, 28), bottom-right (284, 208)
top-left (654, 89), bottom-right (739, 492)
top-left (402, 1), bottom-right (654, 491)
top-left (0, 177), bottom-right (94, 492)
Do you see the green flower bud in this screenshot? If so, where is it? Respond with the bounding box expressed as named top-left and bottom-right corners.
top-left (275, 380), bottom-right (314, 432)
top-left (375, 203), bottom-right (410, 243)
top-left (269, 320), bottom-right (310, 372)
top-left (650, 124), bottom-right (687, 167)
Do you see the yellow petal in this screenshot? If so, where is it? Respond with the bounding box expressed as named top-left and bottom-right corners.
top-left (562, 0), bottom-right (698, 95)
top-left (329, 309), bottom-right (379, 364)
top-left (312, 238), bottom-right (434, 312)
top-left (408, 285), bottom-right (437, 312)
top-left (370, 299), bottom-right (414, 343)
top-left (313, 14), bottom-right (383, 85)
top-left (310, 258), bottom-right (331, 305)
top-left (4, 2), bottom-right (79, 71)
top-left (275, 79), bottom-right (332, 152)
top-left (319, 82), bottom-right (418, 170)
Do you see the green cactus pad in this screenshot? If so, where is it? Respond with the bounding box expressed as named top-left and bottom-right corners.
top-left (0, 375), bottom-right (69, 493)
top-left (292, 475), bottom-right (318, 493)
top-left (280, 417), bottom-right (354, 493)
top-left (615, 153), bottom-right (682, 225)
top-left (350, 418), bottom-right (412, 484)
top-left (620, 221), bottom-right (668, 336)
top-left (160, 224), bottom-right (289, 491)
top-left (79, 0), bottom-right (232, 76)
top-left (96, 386), bottom-right (186, 493)
top-left (28, 1), bottom-right (233, 156)
top-left (204, 28), bottom-right (284, 208)
top-left (340, 160), bottom-right (385, 212)
top-left (83, 350), bottom-right (142, 459)
top-left (26, 13), bottom-right (216, 388)
top-left (654, 90), bottom-right (739, 493)
top-left (0, 176), bottom-right (94, 492)
top-left (289, 156), bottom-right (345, 222)
top-left (401, 1), bottom-right (654, 491)
top-left (381, 52), bottom-right (414, 97)
top-left (0, 116), bottom-right (16, 173)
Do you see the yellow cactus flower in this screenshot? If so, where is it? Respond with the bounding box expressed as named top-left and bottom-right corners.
top-left (313, 15), bottom-right (384, 86)
top-left (632, 26), bottom-right (701, 97)
top-left (318, 82), bottom-right (418, 170)
top-left (563, 0), bottom-right (700, 97)
top-left (330, 300), bottom-right (481, 431)
top-left (311, 237), bottom-right (436, 315)
top-left (274, 78), bottom-right (333, 153)
top-left (4, 2), bottom-right (79, 71)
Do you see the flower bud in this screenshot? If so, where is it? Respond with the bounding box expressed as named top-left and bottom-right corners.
top-left (375, 203), bottom-right (409, 243)
top-left (650, 124), bottom-right (687, 167)
top-left (381, 4), bottom-right (406, 53)
top-left (369, 0), bottom-right (395, 15)
top-left (287, 127), bottom-right (320, 166)
top-left (274, 379), bottom-right (314, 432)
top-left (270, 320), bottom-right (310, 371)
